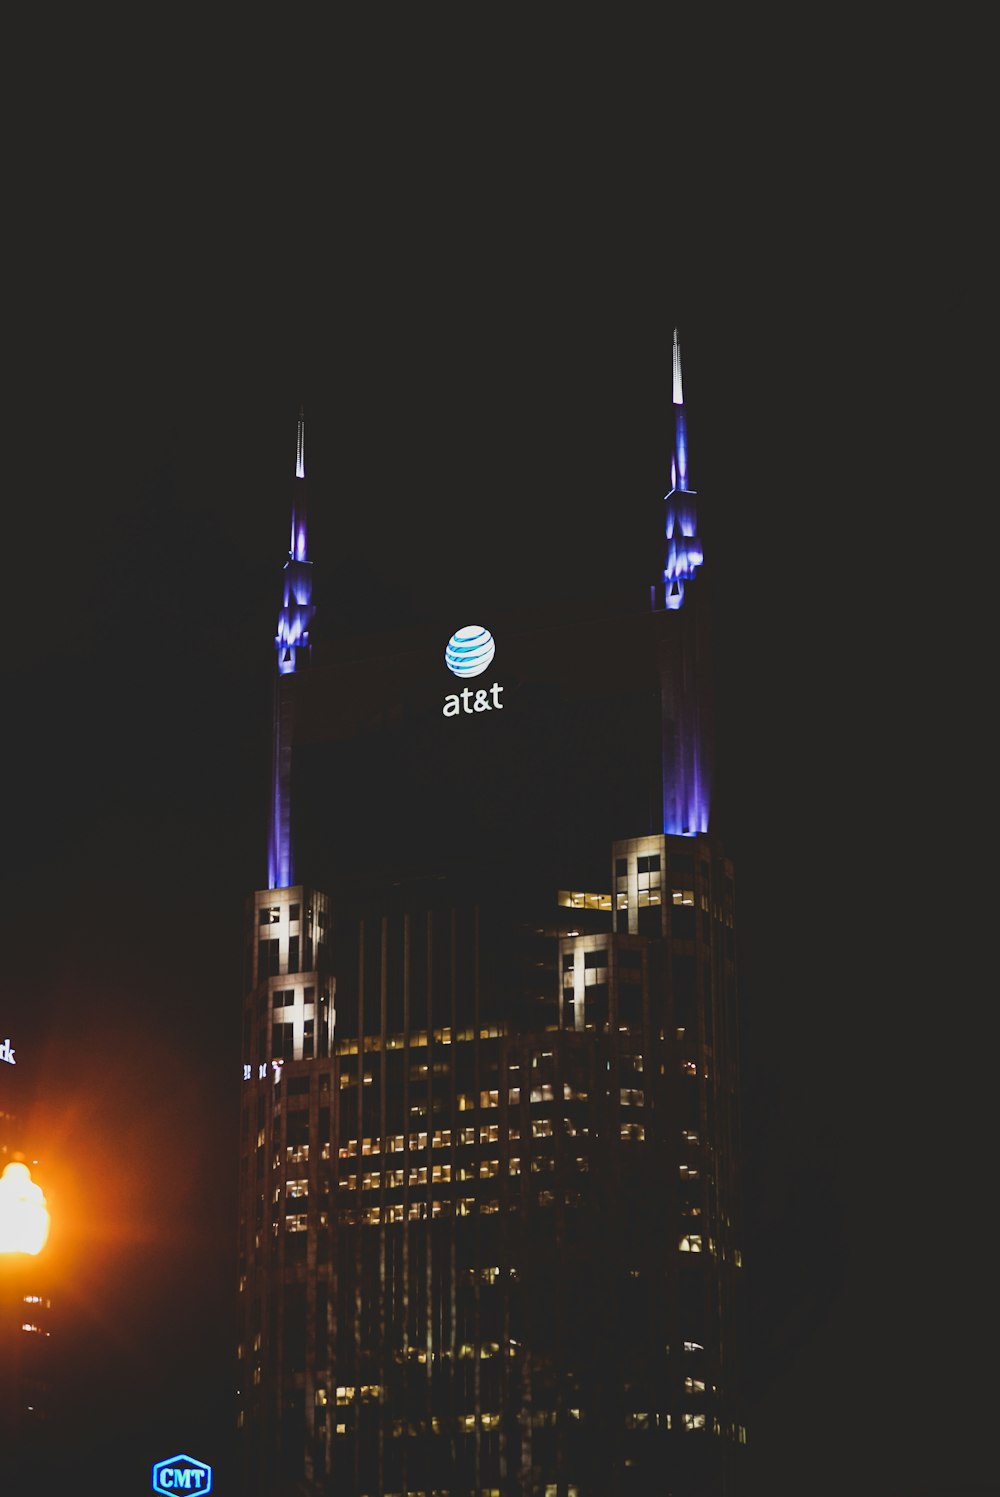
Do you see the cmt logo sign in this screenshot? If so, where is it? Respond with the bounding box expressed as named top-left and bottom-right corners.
top-left (151, 1454), bottom-right (212, 1493)
top-left (0, 1038), bottom-right (14, 1065)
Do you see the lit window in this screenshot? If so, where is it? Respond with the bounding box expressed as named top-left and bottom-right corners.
top-left (679, 1234), bottom-right (703, 1252)
top-left (684, 1377), bottom-right (706, 1393)
top-left (683, 1413), bottom-right (706, 1430)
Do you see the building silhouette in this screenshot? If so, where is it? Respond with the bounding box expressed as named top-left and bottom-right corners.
top-left (0, 1037), bottom-right (53, 1474)
top-left (236, 336), bottom-right (745, 1495)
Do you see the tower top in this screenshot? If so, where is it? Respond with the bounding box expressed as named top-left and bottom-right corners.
top-left (269, 408), bottom-right (317, 888)
top-left (290, 408), bottom-right (308, 563)
top-left (670, 327), bottom-right (690, 491)
top-left (672, 326), bottom-right (684, 406)
top-left (654, 327), bottom-right (703, 614)
top-left (295, 405), bottom-right (305, 481)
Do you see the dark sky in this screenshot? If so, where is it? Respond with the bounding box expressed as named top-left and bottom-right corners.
top-left (0, 20), bottom-right (987, 1497)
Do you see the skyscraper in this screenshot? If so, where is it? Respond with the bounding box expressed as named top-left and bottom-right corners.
top-left (236, 336), bottom-right (745, 1495)
top-left (0, 1035), bottom-right (54, 1472)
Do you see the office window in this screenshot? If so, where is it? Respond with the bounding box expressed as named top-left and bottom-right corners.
top-left (272, 1022), bottom-right (295, 1061)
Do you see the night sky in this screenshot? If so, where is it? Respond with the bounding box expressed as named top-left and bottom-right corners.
top-left (1, 19), bottom-right (987, 1497)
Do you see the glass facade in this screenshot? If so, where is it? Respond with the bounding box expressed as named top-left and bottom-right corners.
top-left (237, 832), bottom-right (742, 1495)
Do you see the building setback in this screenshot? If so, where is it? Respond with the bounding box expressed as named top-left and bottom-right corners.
top-left (236, 338), bottom-right (745, 1495)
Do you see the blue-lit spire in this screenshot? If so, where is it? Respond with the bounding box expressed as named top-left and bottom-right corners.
top-left (660, 327), bottom-right (704, 613)
top-left (268, 409), bottom-right (316, 890)
top-left (290, 406), bottom-right (307, 561)
top-left (656, 330), bottom-right (710, 838)
top-left (670, 325), bottom-right (688, 492)
top-left (277, 407), bottom-right (314, 676)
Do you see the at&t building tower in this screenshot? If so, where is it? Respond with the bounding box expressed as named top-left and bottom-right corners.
top-left (236, 337), bottom-right (745, 1495)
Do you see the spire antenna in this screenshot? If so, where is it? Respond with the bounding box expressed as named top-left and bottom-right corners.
top-left (268, 408), bottom-right (317, 888)
top-left (295, 405), bottom-right (306, 480)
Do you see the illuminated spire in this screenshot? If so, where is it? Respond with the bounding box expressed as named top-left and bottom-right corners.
top-left (657, 327), bottom-right (703, 613)
top-left (290, 406), bottom-right (307, 562)
top-left (269, 409), bottom-right (316, 889)
top-left (295, 405), bottom-right (306, 479)
top-left (657, 330), bottom-right (710, 835)
top-left (670, 327), bottom-right (689, 492)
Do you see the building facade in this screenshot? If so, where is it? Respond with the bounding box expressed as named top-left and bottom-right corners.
top-left (236, 339), bottom-right (745, 1495)
top-left (0, 1037), bottom-right (53, 1471)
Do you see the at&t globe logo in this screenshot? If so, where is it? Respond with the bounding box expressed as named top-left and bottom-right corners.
top-left (443, 626), bottom-right (504, 717)
top-left (444, 625), bottom-right (495, 678)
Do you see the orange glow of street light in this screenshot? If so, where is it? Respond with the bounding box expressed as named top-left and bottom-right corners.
top-left (0, 1161), bottom-right (50, 1256)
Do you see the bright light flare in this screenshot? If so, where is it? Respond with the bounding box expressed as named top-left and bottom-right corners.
top-left (0, 1161), bottom-right (50, 1255)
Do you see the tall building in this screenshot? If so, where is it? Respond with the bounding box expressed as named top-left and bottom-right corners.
top-left (236, 336), bottom-right (745, 1496)
top-left (0, 1034), bottom-right (54, 1470)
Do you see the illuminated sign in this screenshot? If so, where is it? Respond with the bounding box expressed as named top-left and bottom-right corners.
top-left (442, 627), bottom-right (504, 717)
top-left (0, 1038), bottom-right (14, 1065)
top-left (443, 683), bottom-right (504, 717)
top-left (152, 1454), bottom-right (213, 1493)
top-left (444, 625), bottom-right (495, 678)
